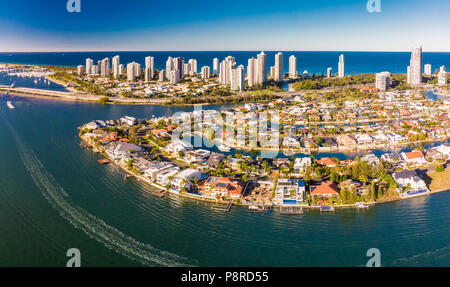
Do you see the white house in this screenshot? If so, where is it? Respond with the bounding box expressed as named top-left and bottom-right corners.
top-left (156, 167), bottom-right (180, 187)
top-left (401, 151), bottom-right (427, 166)
top-left (294, 157), bottom-right (312, 174)
top-left (437, 143), bottom-right (450, 157)
top-left (273, 179), bottom-right (306, 205)
top-left (143, 162), bottom-right (175, 180)
top-left (106, 142), bottom-right (144, 161)
top-left (393, 170), bottom-right (429, 196)
top-left (120, 116), bottom-right (137, 126)
top-left (171, 168), bottom-right (202, 192)
top-left (165, 140), bottom-right (193, 154)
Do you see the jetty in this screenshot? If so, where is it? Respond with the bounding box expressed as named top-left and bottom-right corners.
top-left (279, 206), bottom-right (304, 215)
top-left (211, 203), bottom-right (233, 212)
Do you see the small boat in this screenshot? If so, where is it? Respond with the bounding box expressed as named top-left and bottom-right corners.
top-left (217, 144), bottom-right (231, 152)
top-left (320, 205), bottom-right (335, 212)
top-left (248, 205), bottom-right (271, 214)
top-left (356, 202), bottom-right (369, 208)
top-left (6, 101), bottom-right (15, 109)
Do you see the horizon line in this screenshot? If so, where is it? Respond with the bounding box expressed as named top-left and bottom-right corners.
top-left (1, 49), bottom-right (450, 53)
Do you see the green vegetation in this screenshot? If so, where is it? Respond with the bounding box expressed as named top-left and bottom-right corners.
top-left (292, 74), bottom-right (375, 91)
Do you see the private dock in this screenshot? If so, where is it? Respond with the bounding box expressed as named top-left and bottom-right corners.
top-left (211, 203), bottom-right (233, 212)
top-left (279, 206), bottom-right (304, 215)
top-left (98, 158), bottom-right (111, 165)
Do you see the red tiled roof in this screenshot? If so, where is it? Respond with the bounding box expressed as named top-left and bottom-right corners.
top-left (310, 181), bottom-right (339, 196)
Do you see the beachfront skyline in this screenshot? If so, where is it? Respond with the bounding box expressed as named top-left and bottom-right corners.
top-left (0, 0), bottom-right (449, 52)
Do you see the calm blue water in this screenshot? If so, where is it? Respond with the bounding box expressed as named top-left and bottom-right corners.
top-left (0, 71), bottom-right (69, 92)
top-left (1, 51), bottom-right (449, 75)
top-left (0, 93), bottom-right (449, 267)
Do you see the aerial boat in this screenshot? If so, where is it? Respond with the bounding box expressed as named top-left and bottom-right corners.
top-left (7, 101), bottom-right (15, 109)
top-left (217, 144), bottom-right (231, 152)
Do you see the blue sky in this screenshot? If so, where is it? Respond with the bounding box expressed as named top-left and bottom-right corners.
top-left (0, 0), bottom-right (449, 52)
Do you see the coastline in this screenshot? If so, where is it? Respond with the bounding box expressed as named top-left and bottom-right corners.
top-left (81, 137), bottom-right (450, 212)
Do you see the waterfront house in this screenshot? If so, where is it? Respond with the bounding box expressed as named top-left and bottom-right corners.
top-left (171, 168), bottom-right (202, 192)
top-left (198, 177), bottom-right (244, 200)
top-left (381, 152), bottom-right (401, 163)
top-left (294, 157), bottom-right (312, 174)
top-left (392, 170), bottom-right (429, 196)
top-left (385, 132), bottom-right (407, 145)
top-left (339, 180), bottom-right (362, 196)
top-left (309, 181), bottom-right (340, 199)
top-left (206, 153), bottom-right (226, 168)
top-left (362, 154), bottom-right (380, 165)
top-left (316, 157), bottom-right (337, 168)
top-left (185, 149), bottom-right (211, 163)
top-left (437, 143), bottom-right (450, 157)
top-left (165, 140), bottom-right (193, 154)
top-left (354, 133), bottom-right (373, 147)
top-left (273, 179), bottom-right (306, 205)
top-left (143, 162), bottom-right (176, 181)
top-left (156, 167), bottom-right (180, 188)
top-left (336, 135), bottom-right (357, 149)
top-left (106, 142), bottom-right (145, 161)
top-left (282, 136), bottom-right (301, 148)
top-left (133, 158), bottom-right (153, 173)
top-left (401, 151), bottom-right (427, 166)
top-left (120, 116), bottom-right (137, 126)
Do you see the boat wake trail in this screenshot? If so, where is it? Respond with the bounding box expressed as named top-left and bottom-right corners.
top-left (390, 245), bottom-right (450, 266)
top-left (5, 119), bottom-right (195, 267)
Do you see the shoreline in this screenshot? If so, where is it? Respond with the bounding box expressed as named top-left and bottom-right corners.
top-left (82, 138), bottom-right (450, 212)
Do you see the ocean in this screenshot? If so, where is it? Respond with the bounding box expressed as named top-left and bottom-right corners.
top-left (1, 51), bottom-right (449, 75)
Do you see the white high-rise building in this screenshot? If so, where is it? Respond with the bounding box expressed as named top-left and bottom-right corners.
top-left (257, 51), bottom-right (267, 85)
top-left (213, 58), bottom-right (219, 75)
top-left (77, 65), bottom-right (85, 76)
top-left (231, 65), bottom-right (245, 91)
top-left (327, 67), bottom-right (332, 78)
top-left (219, 56), bottom-right (236, 86)
top-left (127, 62), bottom-right (136, 82)
top-left (159, 70), bottom-right (165, 81)
top-left (247, 57), bottom-right (258, 88)
top-left (376, 72), bottom-right (391, 91)
top-left (170, 70), bottom-right (180, 84)
top-left (289, 55), bottom-right (297, 79)
top-left (188, 59), bottom-right (197, 76)
top-left (438, 71), bottom-right (447, 86)
top-left (424, 64), bottom-right (432, 76)
top-left (184, 63), bottom-right (190, 76)
top-left (119, 64), bottom-right (124, 77)
top-left (274, 52), bottom-right (283, 82)
top-left (440, 66), bottom-right (446, 72)
top-left (112, 55), bottom-right (120, 79)
top-left (92, 65), bottom-right (98, 75)
top-left (338, 54), bottom-right (345, 78)
top-left (407, 46), bottom-right (422, 86)
top-left (86, 58), bottom-right (94, 75)
top-left (173, 57), bottom-right (184, 78)
top-left (201, 66), bottom-right (210, 79)
top-left (101, 58), bottom-right (110, 77)
top-left (145, 56), bottom-right (154, 79)
top-left (145, 67), bottom-right (153, 82)
top-left (134, 62), bottom-right (141, 78)
top-left (166, 57), bottom-right (174, 79)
